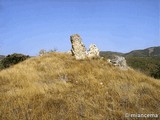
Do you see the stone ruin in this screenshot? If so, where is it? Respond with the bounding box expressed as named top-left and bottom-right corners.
top-left (69, 34), bottom-right (129, 70)
top-left (87, 44), bottom-right (100, 59)
top-left (70, 34), bottom-right (100, 60)
top-left (108, 55), bottom-right (129, 70)
top-left (70, 34), bottom-right (87, 60)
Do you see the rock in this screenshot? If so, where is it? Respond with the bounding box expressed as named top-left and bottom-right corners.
top-left (70, 34), bottom-right (87, 60)
top-left (107, 59), bottom-right (111, 63)
top-left (87, 44), bottom-right (100, 59)
top-left (70, 34), bottom-right (101, 60)
top-left (39, 49), bottom-right (47, 56)
top-left (100, 57), bottom-right (104, 60)
top-left (109, 55), bottom-right (129, 70)
top-left (66, 50), bottom-right (72, 55)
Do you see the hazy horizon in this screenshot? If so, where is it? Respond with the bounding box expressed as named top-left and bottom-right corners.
top-left (0, 0), bottom-right (159, 56)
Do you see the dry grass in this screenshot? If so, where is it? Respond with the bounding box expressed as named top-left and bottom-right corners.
top-left (0, 52), bottom-right (160, 120)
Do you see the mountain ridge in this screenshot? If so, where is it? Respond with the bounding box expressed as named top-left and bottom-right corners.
top-left (100, 46), bottom-right (160, 58)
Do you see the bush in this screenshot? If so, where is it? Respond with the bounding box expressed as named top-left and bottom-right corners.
top-left (126, 57), bottom-right (160, 77)
top-left (0, 53), bottom-right (30, 69)
top-left (151, 64), bottom-right (160, 79)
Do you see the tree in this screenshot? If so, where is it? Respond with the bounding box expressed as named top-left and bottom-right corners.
top-left (151, 64), bottom-right (160, 79)
top-left (0, 53), bottom-right (30, 69)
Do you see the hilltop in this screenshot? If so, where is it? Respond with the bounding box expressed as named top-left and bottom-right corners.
top-left (0, 52), bottom-right (159, 119)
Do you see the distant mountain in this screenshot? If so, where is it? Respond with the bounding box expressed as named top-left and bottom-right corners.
top-left (100, 51), bottom-right (124, 58)
top-left (124, 46), bottom-right (160, 57)
top-left (100, 46), bottom-right (160, 58)
top-left (0, 55), bottom-right (5, 60)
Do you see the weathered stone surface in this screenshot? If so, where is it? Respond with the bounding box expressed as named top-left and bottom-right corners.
top-left (39, 49), bottom-right (47, 56)
top-left (70, 34), bottom-right (87, 60)
top-left (109, 56), bottom-right (129, 70)
top-left (107, 59), bottom-right (111, 63)
top-left (87, 44), bottom-right (100, 59)
top-left (70, 34), bottom-right (101, 60)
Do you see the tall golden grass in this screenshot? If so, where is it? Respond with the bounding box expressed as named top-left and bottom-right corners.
top-left (0, 52), bottom-right (159, 119)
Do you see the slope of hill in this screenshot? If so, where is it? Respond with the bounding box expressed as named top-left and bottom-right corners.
top-left (0, 52), bottom-right (159, 119)
top-left (100, 46), bottom-right (160, 79)
top-left (126, 56), bottom-right (160, 75)
top-left (124, 46), bottom-right (160, 57)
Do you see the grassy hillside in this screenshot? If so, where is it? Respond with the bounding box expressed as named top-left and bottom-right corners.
top-left (0, 53), bottom-right (160, 119)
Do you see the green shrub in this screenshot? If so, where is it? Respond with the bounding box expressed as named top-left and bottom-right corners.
top-left (151, 64), bottom-right (160, 79)
top-left (0, 53), bottom-right (30, 69)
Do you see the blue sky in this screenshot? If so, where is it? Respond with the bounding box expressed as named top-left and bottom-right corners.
top-left (0, 0), bottom-right (159, 55)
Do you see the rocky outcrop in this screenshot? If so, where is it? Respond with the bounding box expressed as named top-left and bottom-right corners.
top-left (108, 56), bottom-right (129, 70)
top-left (70, 34), bottom-right (100, 60)
top-left (70, 34), bottom-right (87, 60)
top-left (69, 34), bottom-right (129, 70)
top-left (39, 49), bottom-right (47, 56)
top-left (87, 44), bottom-right (100, 59)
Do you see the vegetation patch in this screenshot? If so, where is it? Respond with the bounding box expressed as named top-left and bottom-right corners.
top-left (0, 53), bottom-right (30, 69)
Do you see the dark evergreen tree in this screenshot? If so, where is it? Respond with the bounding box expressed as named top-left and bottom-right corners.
top-left (0, 53), bottom-right (30, 69)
